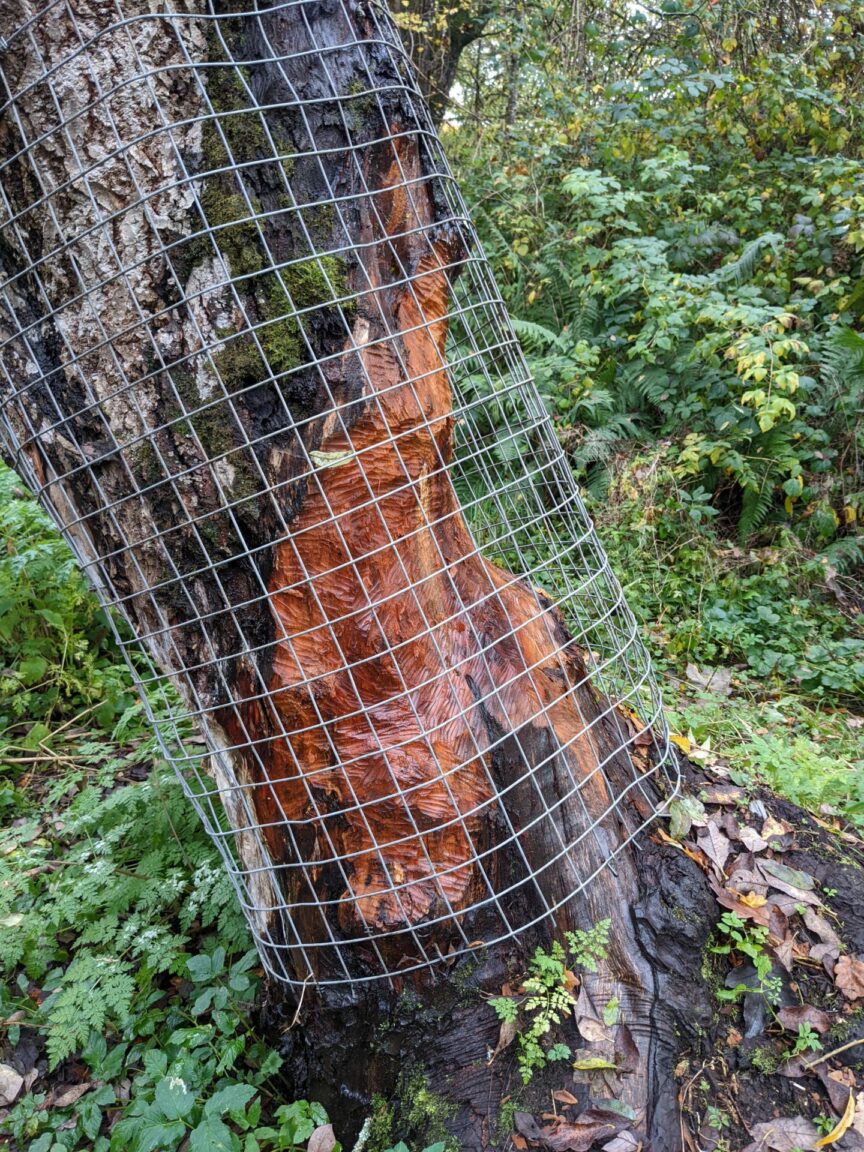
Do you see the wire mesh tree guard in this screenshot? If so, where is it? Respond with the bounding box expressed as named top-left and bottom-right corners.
top-left (0, 0), bottom-right (677, 988)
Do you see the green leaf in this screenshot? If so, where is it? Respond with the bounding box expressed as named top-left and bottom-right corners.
top-left (189, 1118), bottom-right (238, 1152)
top-left (135, 1120), bottom-right (187, 1152)
top-left (603, 996), bottom-right (620, 1027)
top-left (204, 1083), bottom-right (257, 1118)
top-left (18, 655), bottom-right (48, 684)
top-left (154, 1076), bottom-right (196, 1121)
top-left (573, 1057), bottom-right (618, 1071)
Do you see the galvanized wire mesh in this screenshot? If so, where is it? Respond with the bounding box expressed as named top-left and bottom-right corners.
top-left (0, 0), bottom-right (677, 986)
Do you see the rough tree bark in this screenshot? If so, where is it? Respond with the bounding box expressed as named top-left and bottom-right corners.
top-left (0, 3), bottom-right (720, 1150)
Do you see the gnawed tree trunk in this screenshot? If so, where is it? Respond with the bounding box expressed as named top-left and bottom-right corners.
top-left (0, 3), bottom-right (714, 1148)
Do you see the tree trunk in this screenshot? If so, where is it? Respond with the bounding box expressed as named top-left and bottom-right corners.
top-left (392, 0), bottom-right (494, 124)
top-left (0, 4), bottom-right (716, 1149)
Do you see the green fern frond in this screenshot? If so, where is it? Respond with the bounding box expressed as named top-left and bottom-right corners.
top-left (512, 317), bottom-right (567, 354)
top-left (821, 533), bottom-right (864, 575)
top-left (739, 478), bottom-right (776, 541)
top-left (706, 232), bottom-right (785, 287)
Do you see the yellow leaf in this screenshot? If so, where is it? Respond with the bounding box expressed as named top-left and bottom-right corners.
top-left (740, 892), bottom-right (767, 909)
top-left (815, 1090), bottom-right (855, 1147)
top-left (670, 732), bottom-right (691, 755)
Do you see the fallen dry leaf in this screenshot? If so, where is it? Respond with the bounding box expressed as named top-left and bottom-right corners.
top-left (725, 867), bottom-right (768, 895)
top-left (46, 1082), bottom-right (91, 1110)
top-left (0, 1063), bottom-right (23, 1107)
top-left (739, 826), bottom-right (769, 852)
top-left (702, 785), bottom-right (745, 806)
top-left (740, 891), bottom-right (768, 908)
top-left (756, 864), bottom-right (821, 906)
top-left (761, 815), bottom-right (795, 843)
top-left (308, 1124), bottom-right (337, 1152)
top-left (668, 794), bottom-right (708, 840)
top-left (803, 910), bottom-right (843, 957)
top-left (760, 859), bottom-right (815, 891)
top-left (835, 955), bottom-right (864, 1001)
top-left (670, 732), bottom-right (691, 756)
top-left (686, 663), bottom-right (732, 696)
top-left (814, 1090), bottom-right (855, 1147)
top-left (697, 823), bottom-right (731, 873)
top-left (744, 1115), bottom-right (819, 1152)
top-left (777, 1004), bottom-right (831, 1034)
top-left (603, 1133), bottom-right (641, 1152)
top-left (820, 1067), bottom-right (856, 1115)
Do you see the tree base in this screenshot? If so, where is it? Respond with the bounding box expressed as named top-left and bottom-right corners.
top-left (261, 763), bottom-right (864, 1152)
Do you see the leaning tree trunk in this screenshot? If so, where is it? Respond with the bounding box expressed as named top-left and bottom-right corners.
top-left (0, 4), bottom-right (717, 1149)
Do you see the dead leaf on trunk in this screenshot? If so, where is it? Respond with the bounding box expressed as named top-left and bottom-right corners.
top-left (489, 1016), bottom-right (517, 1063)
top-left (743, 1115), bottom-right (819, 1152)
top-left (575, 985), bottom-right (608, 1044)
top-left (835, 955), bottom-right (864, 1001)
top-left (614, 1024), bottom-right (639, 1075)
top-left (576, 1017), bottom-right (610, 1044)
top-left (573, 1056), bottom-right (618, 1072)
top-left (552, 1091), bottom-right (581, 1107)
top-left (777, 1004), bottom-right (831, 1034)
top-left (515, 1108), bottom-right (628, 1152)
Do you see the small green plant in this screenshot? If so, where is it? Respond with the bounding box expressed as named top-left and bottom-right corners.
top-left (749, 1045), bottom-right (783, 1076)
top-left (785, 1022), bottom-right (823, 1060)
top-left (489, 920), bottom-right (611, 1083)
top-left (814, 1114), bottom-right (837, 1137)
top-left (706, 1106), bottom-right (731, 1132)
top-left (711, 912), bottom-right (782, 1006)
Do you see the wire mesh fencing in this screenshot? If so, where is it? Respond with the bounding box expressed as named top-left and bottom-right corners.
top-left (0, 0), bottom-right (677, 987)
